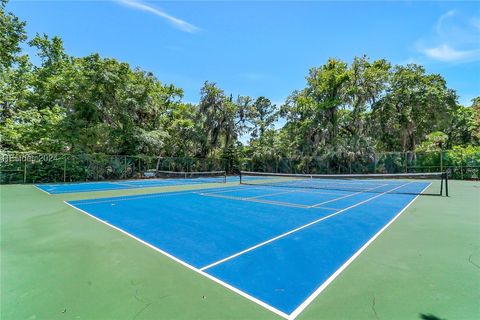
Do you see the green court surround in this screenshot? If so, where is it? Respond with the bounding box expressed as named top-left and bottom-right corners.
top-left (1, 180), bottom-right (479, 320)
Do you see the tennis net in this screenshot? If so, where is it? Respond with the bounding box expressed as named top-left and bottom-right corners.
top-left (156, 170), bottom-right (227, 183)
top-left (239, 171), bottom-right (449, 196)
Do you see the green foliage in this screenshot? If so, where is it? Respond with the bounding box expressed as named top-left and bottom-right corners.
top-left (371, 64), bottom-right (458, 151)
top-left (198, 82), bottom-right (258, 157)
top-left (417, 132), bottom-right (448, 152)
top-left (250, 97), bottom-right (277, 139)
top-left (0, 0), bottom-right (27, 69)
top-left (444, 145), bottom-right (480, 167)
top-left (1, 1), bottom-right (478, 179)
top-left (1, 105), bottom-right (65, 152)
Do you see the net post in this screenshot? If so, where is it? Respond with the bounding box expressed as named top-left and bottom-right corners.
top-left (223, 171), bottom-right (227, 183)
top-left (239, 171), bottom-right (243, 184)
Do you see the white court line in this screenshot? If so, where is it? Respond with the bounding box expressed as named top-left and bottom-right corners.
top-left (308, 184), bottom-right (388, 208)
top-left (239, 183), bottom-right (346, 196)
top-left (248, 189), bottom-right (301, 199)
top-left (193, 186), bottom-right (262, 195)
top-left (34, 185), bottom-right (52, 195)
top-left (110, 182), bottom-right (143, 187)
top-left (291, 180), bottom-right (385, 187)
top-left (312, 206), bottom-right (342, 211)
top-left (199, 182), bottom-right (413, 272)
top-left (36, 177), bottom-right (229, 195)
top-left (199, 192), bottom-right (311, 209)
top-left (287, 182), bottom-right (432, 320)
top-left (292, 189), bottom-right (353, 196)
top-left (64, 201), bottom-right (290, 320)
top-left (35, 183), bottom-right (134, 195)
top-left (248, 181), bottom-right (389, 194)
top-left (70, 184), bottom-right (252, 206)
top-left (265, 178), bottom-right (387, 187)
top-left (196, 185), bottom-right (341, 196)
top-left (67, 191), bottom-right (194, 206)
top-left (72, 183), bottom-right (283, 206)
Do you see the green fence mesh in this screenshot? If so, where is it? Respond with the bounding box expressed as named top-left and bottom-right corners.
top-left (1, 150), bottom-right (478, 184)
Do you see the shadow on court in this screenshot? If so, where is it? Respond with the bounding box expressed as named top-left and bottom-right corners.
top-left (420, 313), bottom-right (447, 320)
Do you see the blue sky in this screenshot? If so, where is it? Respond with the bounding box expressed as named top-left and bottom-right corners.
top-left (8, 0), bottom-right (480, 107)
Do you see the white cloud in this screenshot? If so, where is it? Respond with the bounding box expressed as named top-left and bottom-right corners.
top-left (117, 0), bottom-right (199, 33)
top-left (416, 10), bottom-right (480, 63)
top-left (419, 44), bottom-right (480, 62)
top-left (435, 10), bottom-right (456, 34)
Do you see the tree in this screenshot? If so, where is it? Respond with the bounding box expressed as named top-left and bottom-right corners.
top-left (280, 58), bottom-right (350, 156)
top-left (0, 0), bottom-right (33, 150)
top-left (372, 64), bottom-right (457, 151)
top-left (1, 1), bottom-right (475, 175)
top-left (0, 0), bottom-right (27, 69)
top-left (164, 103), bottom-right (202, 156)
top-left (471, 97), bottom-right (480, 144)
top-left (417, 131), bottom-right (448, 152)
top-left (197, 82), bottom-right (251, 156)
top-left (59, 54), bottom-right (182, 154)
top-left (446, 103), bottom-right (478, 147)
top-left (198, 82), bottom-right (228, 156)
top-left (250, 97), bottom-right (277, 139)
top-left (345, 56), bottom-right (390, 138)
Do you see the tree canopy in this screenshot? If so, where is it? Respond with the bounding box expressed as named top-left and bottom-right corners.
top-left (1, 1), bottom-right (479, 168)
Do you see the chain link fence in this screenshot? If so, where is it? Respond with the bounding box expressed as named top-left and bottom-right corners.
top-left (0, 152), bottom-right (227, 184)
top-left (239, 150), bottom-right (480, 180)
top-left (1, 149), bottom-right (479, 184)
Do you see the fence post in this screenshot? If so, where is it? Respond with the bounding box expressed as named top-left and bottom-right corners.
top-left (63, 156), bottom-right (67, 182)
top-left (124, 155), bottom-right (127, 179)
top-left (440, 150), bottom-right (443, 173)
top-left (23, 159), bottom-right (27, 183)
top-left (404, 152), bottom-right (408, 173)
top-left (461, 152), bottom-right (464, 180)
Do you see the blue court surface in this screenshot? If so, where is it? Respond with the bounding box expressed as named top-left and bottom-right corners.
top-left (35, 176), bottom-right (235, 194)
top-left (66, 181), bottom-right (430, 319)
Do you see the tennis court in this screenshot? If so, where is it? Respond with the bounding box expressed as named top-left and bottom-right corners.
top-left (2, 173), bottom-right (479, 320)
top-left (64, 173), bottom-right (437, 319)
